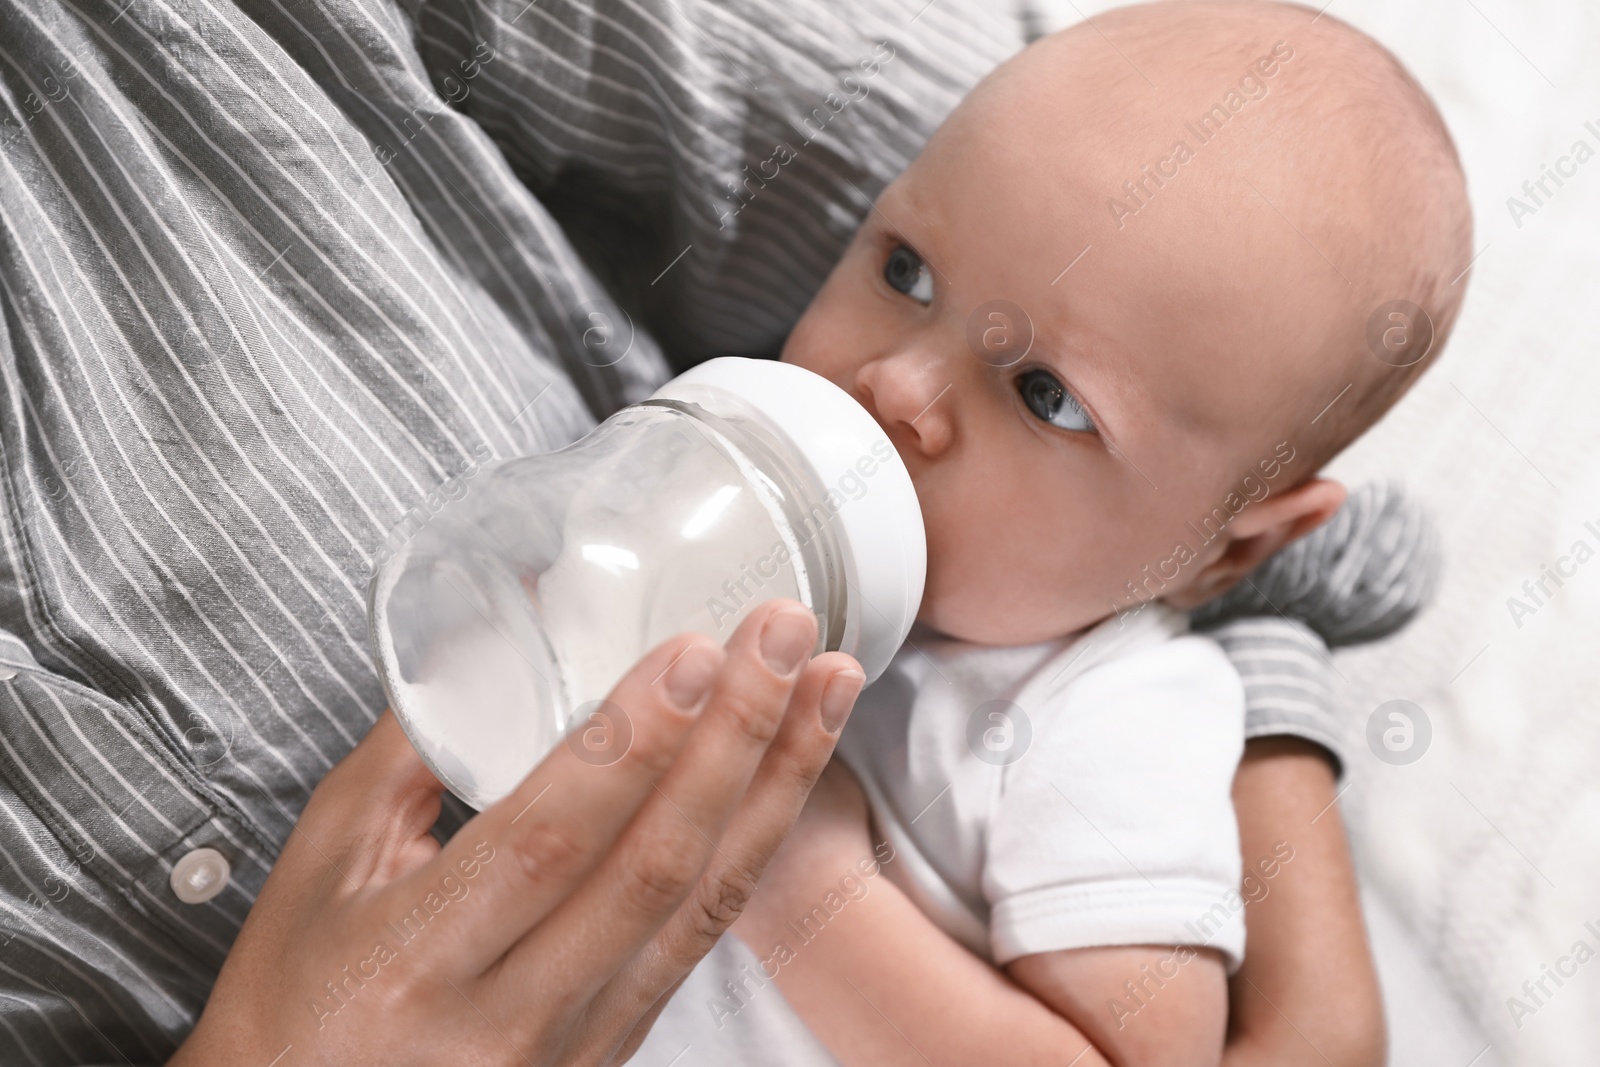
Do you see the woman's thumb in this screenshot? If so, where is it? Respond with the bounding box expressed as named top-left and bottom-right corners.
top-left (295, 708), bottom-right (448, 887)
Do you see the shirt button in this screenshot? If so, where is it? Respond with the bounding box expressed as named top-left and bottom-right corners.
top-left (171, 847), bottom-right (230, 904)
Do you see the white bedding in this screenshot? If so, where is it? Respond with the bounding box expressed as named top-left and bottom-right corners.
top-left (1030, 2), bottom-right (1600, 1062)
top-left (1311, 4), bottom-right (1600, 1063)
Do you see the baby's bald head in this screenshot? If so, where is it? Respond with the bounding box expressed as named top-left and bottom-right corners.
top-left (945, 0), bottom-right (1473, 476)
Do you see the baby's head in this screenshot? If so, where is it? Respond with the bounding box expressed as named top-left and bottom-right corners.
top-left (782, 0), bottom-right (1472, 644)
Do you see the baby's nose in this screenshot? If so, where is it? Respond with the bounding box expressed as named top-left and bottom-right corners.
top-left (854, 348), bottom-right (956, 460)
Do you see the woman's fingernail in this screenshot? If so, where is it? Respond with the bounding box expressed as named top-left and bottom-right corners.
top-left (820, 669), bottom-right (866, 733)
top-left (662, 643), bottom-right (720, 712)
top-left (760, 607), bottom-right (815, 675)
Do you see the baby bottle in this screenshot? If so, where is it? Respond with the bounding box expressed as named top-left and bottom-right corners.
top-left (367, 357), bottom-right (926, 811)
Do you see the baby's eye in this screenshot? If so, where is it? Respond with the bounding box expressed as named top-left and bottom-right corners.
top-left (883, 244), bottom-right (934, 305)
top-left (1017, 368), bottom-right (1097, 434)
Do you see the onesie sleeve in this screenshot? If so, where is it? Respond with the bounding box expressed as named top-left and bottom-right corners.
top-left (983, 635), bottom-right (1249, 972)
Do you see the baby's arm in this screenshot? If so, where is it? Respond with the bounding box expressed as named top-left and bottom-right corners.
top-left (733, 761), bottom-right (1226, 1067)
top-left (733, 741), bottom-right (1380, 1067)
top-left (1002, 738), bottom-right (1387, 1067)
top-left (1007, 947), bottom-right (1226, 1065)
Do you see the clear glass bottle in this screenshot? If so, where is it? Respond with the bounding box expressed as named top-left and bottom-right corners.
top-left (367, 357), bottom-right (926, 810)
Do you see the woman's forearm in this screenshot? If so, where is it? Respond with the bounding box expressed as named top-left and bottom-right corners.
top-left (1222, 738), bottom-right (1386, 1067)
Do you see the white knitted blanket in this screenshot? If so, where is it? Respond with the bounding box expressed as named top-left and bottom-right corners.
top-left (1321, 4), bottom-right (1600, 1063)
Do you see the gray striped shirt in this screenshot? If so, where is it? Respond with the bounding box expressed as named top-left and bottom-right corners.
top-left (0, 0), bottom-right (1349, 1062)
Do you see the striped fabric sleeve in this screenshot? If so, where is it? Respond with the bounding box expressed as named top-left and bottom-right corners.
top-left (1200, 617), bottom-right (1350, 778)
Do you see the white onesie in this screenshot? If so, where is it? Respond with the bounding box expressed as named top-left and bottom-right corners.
top-left (629, 601), bottom-right (1248, 1067)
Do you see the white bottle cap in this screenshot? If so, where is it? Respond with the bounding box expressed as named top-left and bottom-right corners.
top-left (649, 357), bottom-right (927, 684)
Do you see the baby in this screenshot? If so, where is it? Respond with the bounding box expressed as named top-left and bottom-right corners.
top-left (634, 1), bottom-right (1471, 1064)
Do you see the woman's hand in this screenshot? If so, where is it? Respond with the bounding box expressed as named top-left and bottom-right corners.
top-left (169, 599), bottom-right (866, 1067)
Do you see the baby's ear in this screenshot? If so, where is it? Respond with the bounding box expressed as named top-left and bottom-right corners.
top-left (1165, 478), bottom-right (1347, 610)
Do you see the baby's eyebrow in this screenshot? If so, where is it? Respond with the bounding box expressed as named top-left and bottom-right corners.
top-left (885, 179), bottom-right (929, 227)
